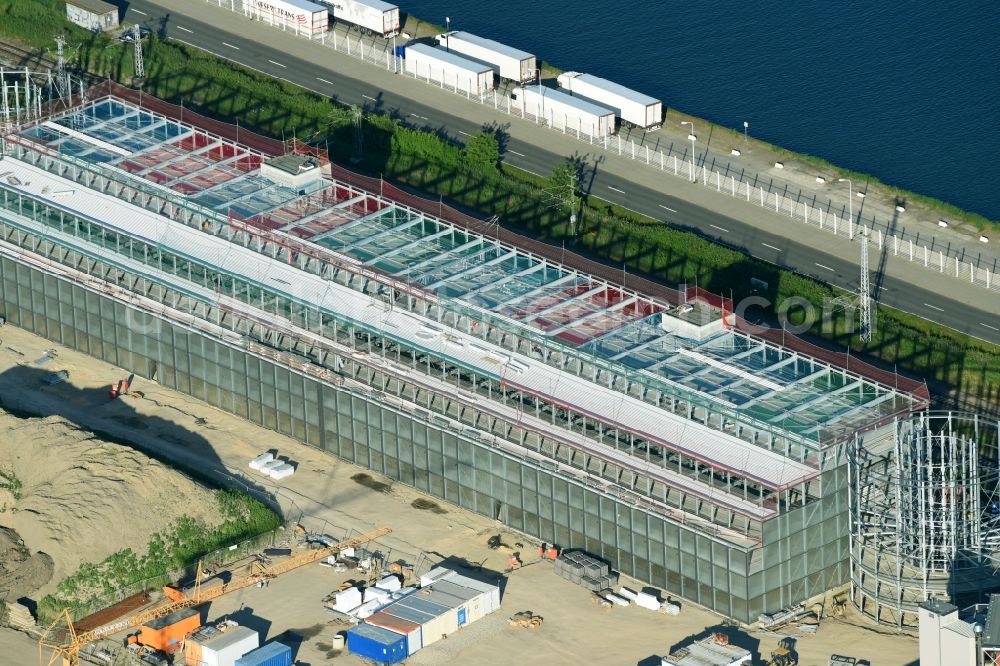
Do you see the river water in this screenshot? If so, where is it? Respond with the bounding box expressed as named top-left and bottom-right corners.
top-left (402, 0), bottom-right (1000, 219)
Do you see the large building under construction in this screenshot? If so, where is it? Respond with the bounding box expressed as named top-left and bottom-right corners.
top-left (0, 84), bottom-right (934, 623)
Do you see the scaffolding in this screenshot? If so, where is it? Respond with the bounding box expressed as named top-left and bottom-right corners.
top-left (849, 412), bottom-right (1000, 629)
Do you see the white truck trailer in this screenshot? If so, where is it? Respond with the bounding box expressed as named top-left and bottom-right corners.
top-left (323, 0), bottom-right (400, 37)
top-left (404, 44), bottom-right (495, 97)
top-left (245, 0), bottom-right (329, 39)
top-left (557, 72), bottom-right (663, 130)
top-left (511, 85), bottom-right (616, 137)
top-left (434, 31), bottom-right (536, 84)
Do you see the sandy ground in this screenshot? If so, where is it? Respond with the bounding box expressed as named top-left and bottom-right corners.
top-left (0, 323), bottom-right (918, 665)
top-left (0, 410), bottom-right (227, 601)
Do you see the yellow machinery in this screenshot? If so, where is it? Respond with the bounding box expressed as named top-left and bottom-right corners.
top-left (768, 637), bottom-right (799, 666)
top-left (39, 526), bottom-right (392, 666)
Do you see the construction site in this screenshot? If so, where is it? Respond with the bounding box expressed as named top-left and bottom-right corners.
top-left (0, 61), bottom-right (994, 666)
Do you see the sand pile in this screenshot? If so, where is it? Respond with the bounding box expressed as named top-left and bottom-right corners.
top-left (0, 411), bottom-right (223, 599)
top-left (0, 526), bottom-right (54, 602)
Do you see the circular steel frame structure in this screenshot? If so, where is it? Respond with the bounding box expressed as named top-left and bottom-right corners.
top-left (849, 412), bottom-right (1000, 628)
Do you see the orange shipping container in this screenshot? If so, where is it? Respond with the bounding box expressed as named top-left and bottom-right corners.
top-left (137, 607), bottom-right (201, 653)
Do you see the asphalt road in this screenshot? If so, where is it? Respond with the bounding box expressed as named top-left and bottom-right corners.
top-left (123, 1), bottom-right (1000, 345)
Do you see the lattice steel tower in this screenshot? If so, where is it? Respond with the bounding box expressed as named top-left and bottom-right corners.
top-left (132, 24), bottom-right (145, 79)
top-left (859, 228), bottom-right (872, 343)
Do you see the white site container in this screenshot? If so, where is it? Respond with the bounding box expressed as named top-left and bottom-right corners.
top-left (325, 0), bottom-right (400, 36)
top-left (511, 85), bottom-right (616, 137)
top-left (244, 0), bottom-right (329, 39)
top-left (447, 573), bottom-right (501, 614)
top-left (419, 566), bottom-right (455, 589)
top-left (249, 452), bottom-right (273, 470)
top-left (434, 31), bottom-right (536, 83)
top-left (187, 626), bottom-right (259, 666)
top-left (267, 463), bottom-right (295, 480)
top-left (557, 72), bottom-right (662, 129)
top-left (404, 44), bottom-right (495, 96)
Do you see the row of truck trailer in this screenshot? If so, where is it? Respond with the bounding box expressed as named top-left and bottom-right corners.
top-left (248, 0), bottom-right (664, 135)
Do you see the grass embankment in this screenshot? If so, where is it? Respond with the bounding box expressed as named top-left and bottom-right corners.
top-left (37, 490), bottom-right (282, 624)
top-left (0, 14), bottom-right (997, 407)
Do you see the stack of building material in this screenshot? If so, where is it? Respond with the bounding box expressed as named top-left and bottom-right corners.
top-left (267, 463), bottom-right (294, 480)
top-left (5, 602), bottom-right (36, 631)
top-left (331, 587), bottom-right (363, 613)
top-left (635, 591), bottom-right (661, 611)
top-left (234, 642), bottom-right (292, 666)
top-left (248, 452), bottom-right (273, 470)
top-left (259, 460), bottom-right (284, 476)
top-left (554, 551), bottom-right (618, 591)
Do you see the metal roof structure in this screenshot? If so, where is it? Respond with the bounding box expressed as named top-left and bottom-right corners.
top-left (4, 93), bottom-right (929, 539)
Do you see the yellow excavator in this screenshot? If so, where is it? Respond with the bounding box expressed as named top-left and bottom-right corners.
top-left (39, 526), bottom-right (391, 666)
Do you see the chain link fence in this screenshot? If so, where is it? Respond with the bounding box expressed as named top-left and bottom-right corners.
top-left (201, 0), bottom-right (999, 293)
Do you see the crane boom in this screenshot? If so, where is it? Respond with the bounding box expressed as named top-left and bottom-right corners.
top-left (40, 526), bottom-right (392, 666)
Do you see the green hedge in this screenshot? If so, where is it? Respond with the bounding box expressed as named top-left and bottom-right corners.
top-left (11, 34), bottom-right (999, 403)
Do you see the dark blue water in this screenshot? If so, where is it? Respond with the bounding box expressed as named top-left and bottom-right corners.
top-left (403, 0), bottom-right (1000, 219)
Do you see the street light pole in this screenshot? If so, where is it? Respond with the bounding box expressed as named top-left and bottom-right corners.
top-left (681, 120), bottom-right (696, 182)
top-left (445, 17), bottom-right (450, 51)
top-left (743, 120), bottom-right (748, 147)
top-left (838, 178), bottom-right (854, 240)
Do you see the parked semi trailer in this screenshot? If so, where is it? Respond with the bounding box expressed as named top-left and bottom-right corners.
top-left (435, 31), bottom-right (537, 84)
top-left (511, 85), bottom-right (616, 137)
top-left (404, 44), bottom-right (495, 96)
top-left (557, 72), bottom-right (662, 130)
top-left (245, 0), bottom-right (330, 38)
top-left (322, 0), bottom-right (400, 36)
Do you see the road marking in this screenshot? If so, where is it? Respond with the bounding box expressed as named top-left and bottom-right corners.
top-left (508, 150), bottom-right (525, 157)
top-left (457, 130), bottom-right (470, 136)
top-left (362, 94), bottom-right (377, 101)
top-left (924, 303), bottom-right (944, 312)
top-left (608, 186), bottom-right (626, 194)
top-left (221, 42), bottom-right (239, 50)
top-left (316, 77), bottom-right (333, 85)
top-left (659, 205), bottom-right (677, 213)
top-left (981, 322), bottom-right (1000, 331)
top-left (409, 113), bottom-right (428, 121)
top-left (267, 59), bottom-right (286, 68)
top-left (709, 224), bottom-right (730, 233)
top-left (132, 9), bottom-right (147, 15)
top-left (176, 26), bottom-right (193, 34)
top-left (815, 263), bottom-right (835, 272)
top-left (761, 243), bottom-right (781, 251)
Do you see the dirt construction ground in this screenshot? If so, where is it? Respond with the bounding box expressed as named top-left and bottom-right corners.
top-left (0, 323), bottom-right (918, 666)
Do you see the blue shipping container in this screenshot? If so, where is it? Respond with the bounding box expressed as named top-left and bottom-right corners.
top-left (235, 642), bottom-right (292, 666)
top-left (348, 624), bottom-right (407, 665)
